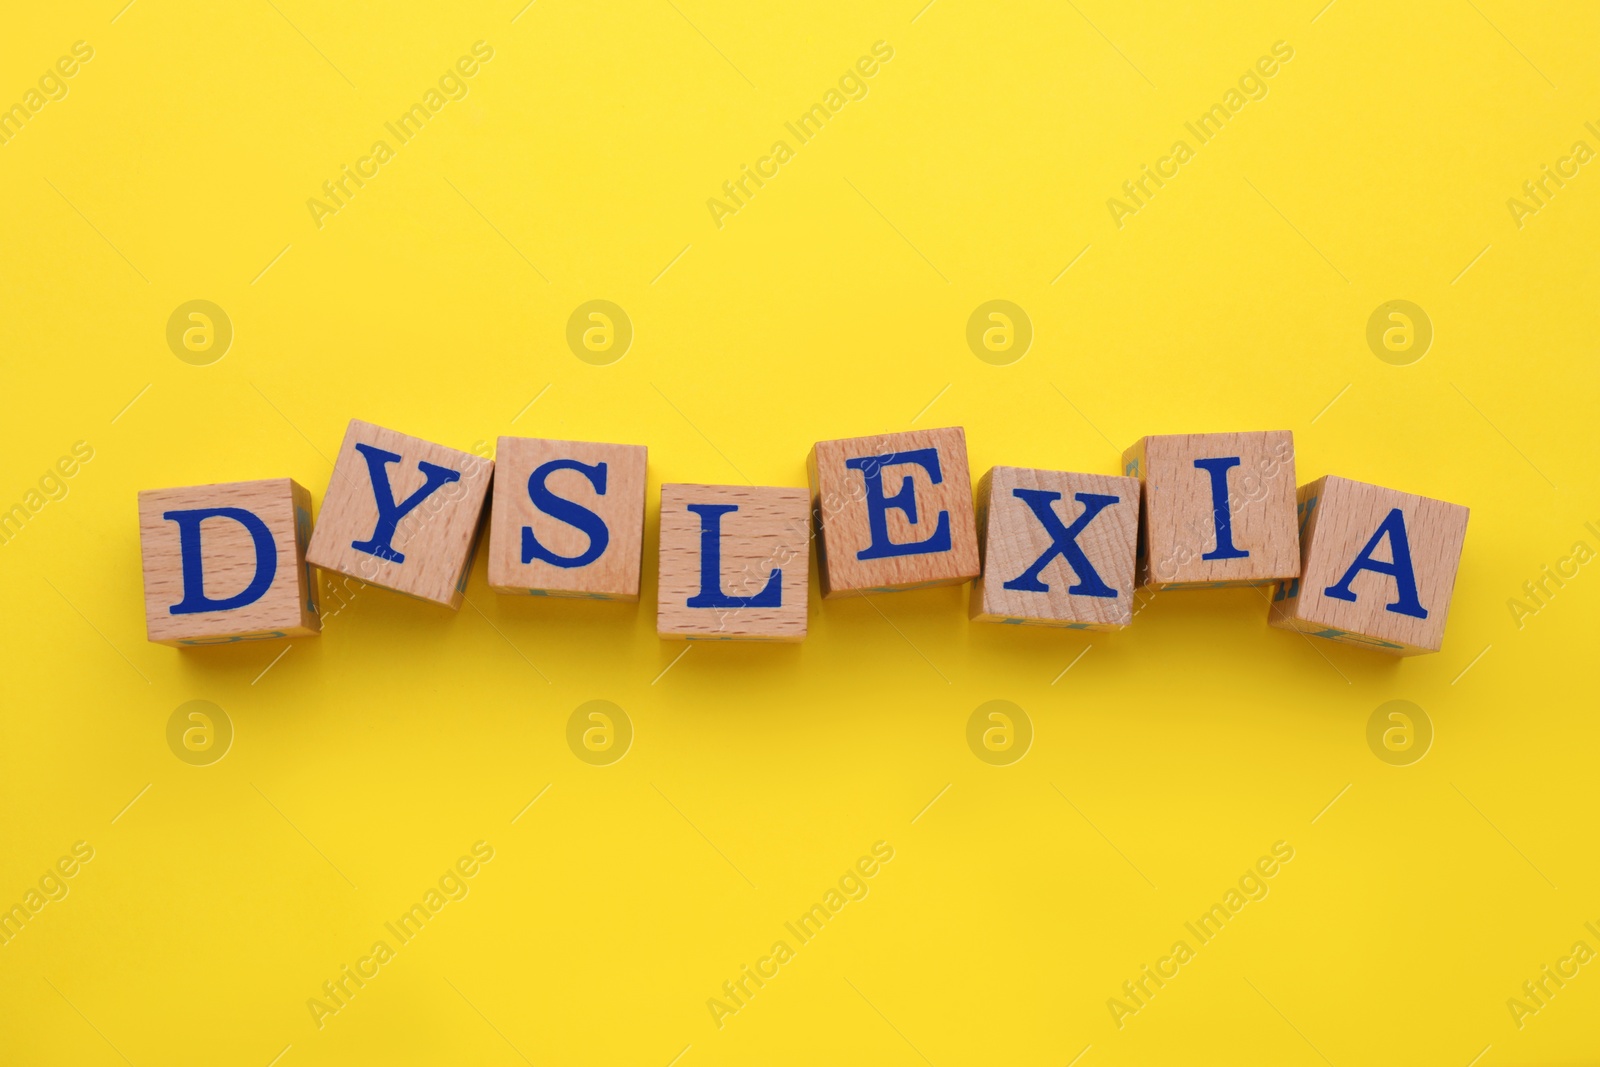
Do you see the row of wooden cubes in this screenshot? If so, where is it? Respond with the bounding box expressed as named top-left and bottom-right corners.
top-left (138, 421), bottom-right (1469, 654)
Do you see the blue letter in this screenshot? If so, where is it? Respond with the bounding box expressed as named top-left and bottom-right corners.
top-left (522, 459), bottom-right (610, 568)
top-left (1003, 490), bottom-right (1119, 597)
top-left (349, 443), bottom-right (461, 563)
top-left (1193, 456), bottom-right (1249, 560)
top-left (1323, 507), bottom-right (1428, 618)
top-left (685, 503), bottom-right (781, 608)
top-left (847, 448), bottom-right (952, 561)
top-left (164, 507), bottom-right (277, 615)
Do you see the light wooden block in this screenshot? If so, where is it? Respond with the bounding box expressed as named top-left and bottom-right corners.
top-left (1122, 431), bottom-right (1299, 589)
top-left (808, 426), bottom-right (980, 598)
top-left (487, 437), bottom-right (646, 600)
top-left (657, 484), bottom-right (810, 641)
top-left (305, 419), bottom-right (493, 609)
top-left (138, 478), bottom-right (319, 646)
top-left (1269, 475), bottom-right (1468, 655)
top-left (970, 466), bottom-right (1140, 630)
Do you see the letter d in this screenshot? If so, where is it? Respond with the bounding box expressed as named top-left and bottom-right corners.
top-left (163, 508), bottom-right (277, 614)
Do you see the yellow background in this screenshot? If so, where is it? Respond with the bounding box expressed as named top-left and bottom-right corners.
top-left (2, 0), bottom-right (1597, 1064)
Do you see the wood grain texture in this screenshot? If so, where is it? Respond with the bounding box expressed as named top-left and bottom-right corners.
top-left (138, 478), bottom-right (320, 646)
top-left (657, 483), bottom-right (810, 641)
top-left (487, 437), bottom-right (646, 600)
top-left (1122, 430), bottom-right (1299, 588)
top-left (808, 426), bottom-right (980, 599)
top-left (970, 466), bottom-right (1140, 630)
top-left (1269, 475), bottom-right (1469, 655)
top-left (305, 419), bottom-right (493, 609)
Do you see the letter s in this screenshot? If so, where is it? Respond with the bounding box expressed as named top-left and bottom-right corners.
top-left (522, 459), bottom-right (610, 569)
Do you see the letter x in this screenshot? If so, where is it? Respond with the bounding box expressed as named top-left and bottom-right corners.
top-left (1003, 490), bottom-right (1119, 597)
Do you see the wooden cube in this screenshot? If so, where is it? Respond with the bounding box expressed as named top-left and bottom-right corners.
top-left (138, 478), bottom-right (320, 646)
top-left (487, 437), bottom-right (647, 600)
top-left (970, 466), bottom-right (1140, 630)
top-left (1269, 475), bottom-right (1468, 655)
top-left (808, 426), bottom-right (980, 598)
top-left (305, 419), bottom-right (493, 609)
top-left (657, 484), bottom-right (810, 641)
top-left (1122, 431), bottom-right (1299, 589)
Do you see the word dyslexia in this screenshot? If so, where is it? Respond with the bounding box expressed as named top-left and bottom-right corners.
top-left (137, 422), bottom-right (1470, 655)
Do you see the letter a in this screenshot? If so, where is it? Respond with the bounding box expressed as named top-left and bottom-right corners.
top-left (1323, 507), bottom-right (1427, 618)
top-left (707, 198), bottom-right (738, 229)
top-left (1507, 597), bottom-right (1537, 629)
top-left (707, 997), bottom-right (739, 1029)
top-left (307, 198), bottom-right (338, 229)
top-left (307, 997), bottom-right (339, 1029)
